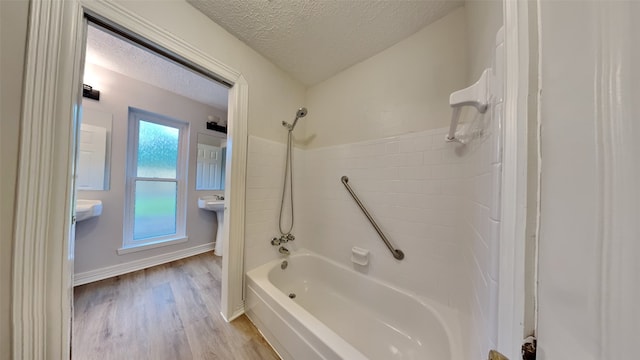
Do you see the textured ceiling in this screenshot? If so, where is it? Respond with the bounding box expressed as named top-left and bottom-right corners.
top-left (187, 0), bottom-right (463, 85)
top-left (85, 25), bottom-right (229, 110)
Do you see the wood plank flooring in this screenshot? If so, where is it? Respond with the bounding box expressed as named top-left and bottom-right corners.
top-left (72, 252), bottom-right (279, 360)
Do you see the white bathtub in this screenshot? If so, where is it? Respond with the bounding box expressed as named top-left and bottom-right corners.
top-left (245, 249), bottom-right (462, 360)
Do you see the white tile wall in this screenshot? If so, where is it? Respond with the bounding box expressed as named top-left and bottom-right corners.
top-left (459, 121), bottom-right (502, 358)
top-left (296, 128), bottom-right (467, 307)
top-left (245, 120), bottom-right (502, 358)
top-left (244, 136), bottom-right (305, 271)
top-left (458, 26), bottom-right (504, 359)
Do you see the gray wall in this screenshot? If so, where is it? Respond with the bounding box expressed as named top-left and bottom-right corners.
top-left (75, 63), bottom-right (226, 274)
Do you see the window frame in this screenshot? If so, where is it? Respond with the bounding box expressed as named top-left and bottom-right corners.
top-left (122, 107), bottom-right (189, 251)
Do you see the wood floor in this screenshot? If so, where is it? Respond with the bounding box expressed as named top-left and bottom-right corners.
top-left (72, 252), bottom-right (279, 360)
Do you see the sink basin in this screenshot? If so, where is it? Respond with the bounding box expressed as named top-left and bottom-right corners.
top-left (76, 199), bottom-right (103, 222)
top-left (198, 196), bottom-right (225, 256)
top-left (198, 196), bottom-right (225, 212)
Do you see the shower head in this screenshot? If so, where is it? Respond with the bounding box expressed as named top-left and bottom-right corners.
top-left (284, 107), bottom-right (309, 131)
top-left (296, 107), bottom-right (308, 119)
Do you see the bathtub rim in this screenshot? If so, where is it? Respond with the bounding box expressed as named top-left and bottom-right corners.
top-left (246, 279), bottom-right (365, 360)
top-left (245, 248), bottom-right (463, 360)
top-left (247, 253), bottom-right (367, 359)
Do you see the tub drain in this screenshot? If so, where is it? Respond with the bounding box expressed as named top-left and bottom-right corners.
top-left (288, 293), bottom-right (296, 299)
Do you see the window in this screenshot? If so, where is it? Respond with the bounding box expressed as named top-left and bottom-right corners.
top-left (122, 108), bottom-right (188, 251)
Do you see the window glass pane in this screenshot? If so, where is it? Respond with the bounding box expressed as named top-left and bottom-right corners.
top-left (133, 181), bottom-right (177, 240)
top-left (137, 120), bottom-right (179, 178)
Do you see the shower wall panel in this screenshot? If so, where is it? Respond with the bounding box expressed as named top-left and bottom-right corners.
top-left (244, 136), bottom-right (305, 271)
top-left (297, 128), bottom-right (467, 307)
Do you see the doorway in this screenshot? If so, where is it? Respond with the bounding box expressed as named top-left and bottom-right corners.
top-left (11, 2), bottom-right (249, 357)
top-left (74, 22), bottom-right (230, 281)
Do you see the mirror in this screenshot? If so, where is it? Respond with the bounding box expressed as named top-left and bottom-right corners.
top-left (77, 107), bottom-right (112, 190)
top-left (196, 133), bottom-right (226, 190)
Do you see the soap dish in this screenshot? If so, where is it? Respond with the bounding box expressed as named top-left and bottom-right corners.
top-left (351, 246), bottom-right (369, 266)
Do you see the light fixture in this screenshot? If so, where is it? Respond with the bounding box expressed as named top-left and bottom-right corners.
top-left (82, 84), bottom-right (100, 101)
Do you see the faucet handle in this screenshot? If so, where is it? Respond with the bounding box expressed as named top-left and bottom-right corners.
top-left (271, 237), bottom-right (281, 246)
top-left (278, 246), bottom-right (290, 255)
top-left (286, 234), bottom-right (295, 241)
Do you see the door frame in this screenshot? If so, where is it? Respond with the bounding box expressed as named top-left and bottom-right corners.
top-left (11, 1), bottom-right (248, 358)
top-left (497, 0), bottom-right (533, 357)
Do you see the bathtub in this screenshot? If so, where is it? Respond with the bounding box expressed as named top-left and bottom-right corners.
top-left (245, 249), bottom-right (462, 360)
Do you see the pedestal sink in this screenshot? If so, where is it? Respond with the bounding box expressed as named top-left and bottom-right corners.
top-left (198, 196), bottom-right (225, 256)
top-left (76, 199), bottom-right (103, 222)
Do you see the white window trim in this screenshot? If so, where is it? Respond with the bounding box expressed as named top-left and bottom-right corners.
top-left (117, 236), bottom-right (188, 255)
top-left (123, 107), bottom-right (189, 250)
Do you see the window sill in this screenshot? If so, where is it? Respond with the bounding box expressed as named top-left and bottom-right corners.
top-left (117, 236), bottom-right (188, 255)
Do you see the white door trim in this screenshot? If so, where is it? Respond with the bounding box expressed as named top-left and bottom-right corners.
top-left (12, 1), bottom-right (249, 358)
top-left (221, 75), bottom-right (249, 321)
top-left (592, 3), bottom-right (637, 357)
top-left (11, 1), bottom-right (82, 358)
top-left (497, 0), bottom-right (530, 357)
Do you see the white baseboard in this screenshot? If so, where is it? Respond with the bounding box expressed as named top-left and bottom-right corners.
top-left (74, 242), bottom-right (215, 286)
top-left (221, 302), bottom-right (246, 322)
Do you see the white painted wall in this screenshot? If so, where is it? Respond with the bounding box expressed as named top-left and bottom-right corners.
top-left (537, 1), bottom-right (640, 358)
top-left (465, 0), bottom-right (503, 80)
top-left (114, 0), bottom-right (306, 144)
top-left (304, 7), bottom-right (468, 149)
top-left (75, 64), bottom-right (226, 275)
top-left (537, 5), bottom-right (598, 356)
top-left (0, 1), bottom-right (29, 358)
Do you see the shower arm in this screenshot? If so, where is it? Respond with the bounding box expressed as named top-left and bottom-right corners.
top-left (341, 176), bottom-right (404, 261)
top-left (282, 120), bottom-right (295, 131)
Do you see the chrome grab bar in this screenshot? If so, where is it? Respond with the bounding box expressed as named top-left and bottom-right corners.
top-left (340, 176), bottom-right (404, 260)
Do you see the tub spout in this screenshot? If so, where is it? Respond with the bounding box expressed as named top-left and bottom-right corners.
top-left (278, 246), bottom-right (290, 255)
